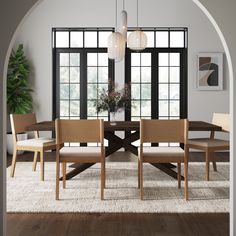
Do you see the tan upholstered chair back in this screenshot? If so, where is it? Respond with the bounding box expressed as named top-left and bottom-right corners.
top-left (10, 113), bottom-right (37, 134)
top-left (212, 113), bottom-right (230, 132)
top-left (56, 119), bottom-right (104, 144)
top-left (140, 119), bottom-right (188, 144)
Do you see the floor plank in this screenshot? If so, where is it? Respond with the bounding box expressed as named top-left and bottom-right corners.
top-left (7, 213), bottom-right (229, 236)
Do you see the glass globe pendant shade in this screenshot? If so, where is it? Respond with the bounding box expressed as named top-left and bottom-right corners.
top-left (107, 32), bottom-right (126, 62)
top-left (127, 30), bottom-right (147, 51)
top-left (120, 10), bottom-right (127, 41)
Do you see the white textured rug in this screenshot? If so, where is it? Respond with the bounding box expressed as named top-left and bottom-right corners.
top-left (7, 162), bottom-right (229, 213)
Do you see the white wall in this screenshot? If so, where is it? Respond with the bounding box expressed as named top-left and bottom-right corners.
top-left (14, 0), bottom-right (229, 138)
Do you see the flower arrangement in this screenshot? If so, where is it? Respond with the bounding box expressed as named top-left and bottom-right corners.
top-left (94, 81), bottom-right (131, 113)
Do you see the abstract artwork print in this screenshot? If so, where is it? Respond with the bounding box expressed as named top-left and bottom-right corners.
top-left (197, 53), bottom-right (223, 90)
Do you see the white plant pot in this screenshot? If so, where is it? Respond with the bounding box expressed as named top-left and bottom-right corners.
top-left (7, 133), bottom-right (28, 155)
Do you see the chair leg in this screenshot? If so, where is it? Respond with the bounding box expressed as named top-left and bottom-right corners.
top-left (205, 151), bottom-right (210, 181)
top-left (101, 160), bottom-right (105, 200)
top-left (40, 151), bottom-right (44, 181)
top-left (32, 151), bottom-right (38, 171)
top-left (177, 163), bottom-right (181, 189)
top-left (56, 160), bottom-right (60, 200)
top-left (140, 160), bottom-right (144, 200)
top-left (211, 152), bottom-right (217, 172)
top-left (104, 159), bottom-right (106, 189)
top-left (184, 160), bottom-right (188, 200)
top-left (62, 162), bottom-right (66, 189)
top-left (10, 149), bottom-right (17, 177)
top-left (138, 161), bottom-right (140, 189)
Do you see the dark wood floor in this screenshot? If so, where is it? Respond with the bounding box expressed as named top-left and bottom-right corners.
top-left (7, 151), bottom-right (230, 236)
top-left (7, 213), bottom-right (229, 236)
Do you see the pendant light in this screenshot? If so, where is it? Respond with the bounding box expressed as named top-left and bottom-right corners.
top-left (108, 0), bottom-right (126, 62)
top-left (127, 0), bottom-right (147, 51)
top-left (120, 0), bottom-right (127, 41)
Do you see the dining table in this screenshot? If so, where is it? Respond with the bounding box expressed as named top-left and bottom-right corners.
top-left (26, 120), bottom-right (222, 180)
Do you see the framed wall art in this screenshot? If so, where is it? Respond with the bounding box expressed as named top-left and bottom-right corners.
top-left (197, 52), bottom-right (223, 90)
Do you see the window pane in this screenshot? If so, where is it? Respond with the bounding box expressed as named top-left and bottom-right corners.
top-left (159, 84), bottom-right (168, 99)
top-left (170, 84), bottom-right (179, 99)
top-left (98, 110), bottom-right (108, 117)
top-left (141, 67), bottom-right (151, 82)
top-left (170, 100), bottom-right (179, 116)
top-left (131, 101), bottom-right (140, 116)
top-left (60, 101), bottom-right (69, 116)
top-left (56, 32), bottom-right (69, 47)
top-left (170, 53), bottom-right (180, 66)
top-left (141, 53), bottom-right (151, 66)
top-left (141, 84), bottom-right (151, 99)
top-left (87, 84), bottom-right (97, 99)
top-left (70, 53), bottom-right (80, 66)
top-left (98, 67), bottom-right (108, 83)
top-left (98, 83), bottom-right (108, 92)
top-left (70, 67), bottom-right (80, 83)
top-left (87, 53), bottom-right (97, 66)
top-left (131, 53), bottom-right (140, 66)
top-left (70, 101), bottom-right (80, 116)
top-left (131, 67), bottom-right (140, 82)
top-left (60, 84), bottom-right (69, 99)
top-left (156, 31), bottom-right (168, 47)
top-left (60, 67), bottom-right (69, 83)
top-left (60, 53), bottom-right (69, 66)
top-left (159, 67), bottom-right (168, 83)
top-left (87, 101), bottom-right (97, 116)
top-left (170, 67), bottom-right (180, 83)
top-left (145, 32), bottom-right (154, 47)
top-left (98, 53), bottom-right (108, 66)
top-left (70, 31), bottom-right (83, 47)
top-left (170, 31), bottom-right (184, 48)
top-left (159, 53), bottom-right (169, 66)
top-left (141, 101), bottom-right (151, 115)
top-left (132, 84), bottom-right (140, 99)
top-left (99, 32), bottom-right (111, 47)
top-left (84, 32), bottom-right (97, 47)
top-left (159, 101), bottom-right (168, 116)
top-left (70, 84), bottom-right (80, 99)
top-left (87, 67), bottom-right (97, 83)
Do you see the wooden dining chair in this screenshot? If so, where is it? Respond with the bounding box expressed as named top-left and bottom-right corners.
top-left (138, 119), bottom-right (189, 200)
top-left (188, 113), bottom-right (229, 181)
top-left (55, 119), bottom-right (105, 200)
top-left (10, 113), bottom-right (56, 181)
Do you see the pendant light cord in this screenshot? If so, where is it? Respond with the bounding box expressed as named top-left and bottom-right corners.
top-left (115, 0), bottom-right (118, 30)
top-left (123, 0), bottom-right (125, 10)
top-left (137, 0), bottom-right (139, 30)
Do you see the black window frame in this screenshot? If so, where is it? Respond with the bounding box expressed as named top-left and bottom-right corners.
top-left (125, 27), bottom-right (188, 121)
top-left (52, 28), bottom-right (115, 120)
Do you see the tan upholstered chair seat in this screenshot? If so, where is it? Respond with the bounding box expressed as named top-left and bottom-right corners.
top-left (17, 138), bottom-right (55, 148)
top-left (188, 138), bottom-right (229, 148)
top-left (140, 147), bottom-right (184, 157)
top-left (60, 147), bottom-right (102, 158)
top-left (139, 147), bottom-right (185, 163)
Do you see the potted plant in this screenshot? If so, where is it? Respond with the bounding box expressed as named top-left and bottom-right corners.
top-left (6, 44), bottom-right (33, 154)
top-left (94, 80), bottom-right (131, 124)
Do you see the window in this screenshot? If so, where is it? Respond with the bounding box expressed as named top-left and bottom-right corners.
top-left (52, 28), bottom-right (114, 122)
top-left (125, 28), bottom-right (188, 147)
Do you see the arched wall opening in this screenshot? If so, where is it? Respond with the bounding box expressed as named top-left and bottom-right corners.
top-left (0, 0), bottom-right (235, 235)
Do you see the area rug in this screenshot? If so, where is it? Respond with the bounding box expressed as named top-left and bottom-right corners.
top-left (7, 162), bottom-right (229, 213)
